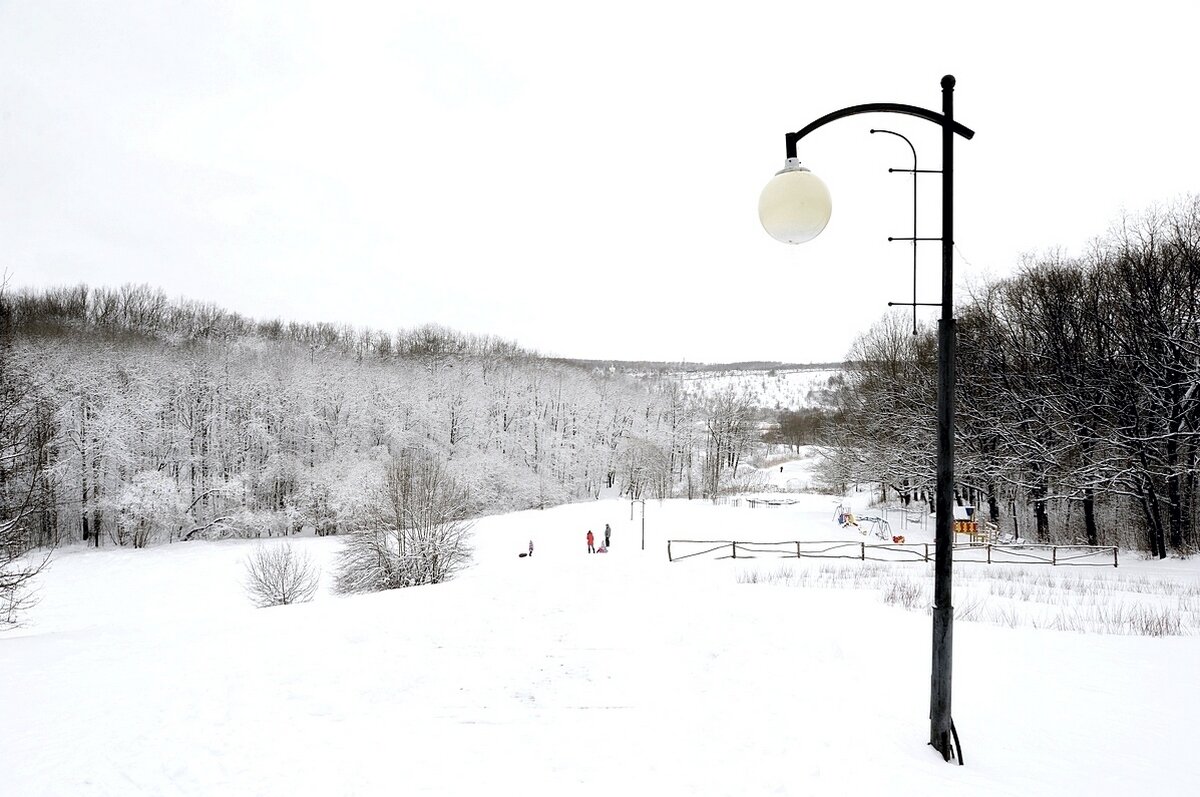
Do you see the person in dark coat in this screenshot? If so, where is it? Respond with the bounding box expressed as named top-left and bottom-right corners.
top-left (604, 523), bottom-right (611, 548)
top-left (528, 539), bottom-right (534, 557)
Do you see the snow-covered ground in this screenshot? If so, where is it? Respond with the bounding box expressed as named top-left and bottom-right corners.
top-left (2, 486), bottom-right (1198, 795)
top-left (755, 449), bottom-right (826, 491)
top-left (675, 367), bottom-right (841, 409)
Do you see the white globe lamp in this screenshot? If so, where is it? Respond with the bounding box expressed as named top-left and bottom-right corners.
top-left (758, 158), bottom-right (832, 244)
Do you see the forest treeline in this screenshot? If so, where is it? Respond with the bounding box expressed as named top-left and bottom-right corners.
top-left (1, 281), bottom-right (531, 361)
top-left (828, 197), bottom-right (1200, 557)
top-left (5, 194), bottom-right (1195, 590)
top-left (0, 284), bottom-right (765, 574)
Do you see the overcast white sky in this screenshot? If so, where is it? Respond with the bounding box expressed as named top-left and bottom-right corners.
top-left (3, 1), bottom-right (1198, 363)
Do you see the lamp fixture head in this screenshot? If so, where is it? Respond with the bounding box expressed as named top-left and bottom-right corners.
top-left (758, 158), bottom-right (832, 244)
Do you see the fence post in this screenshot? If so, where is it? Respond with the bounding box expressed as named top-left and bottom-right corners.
top-left (732, 541), bottom-right (737, 559)
top-left (925, 543), bottom-right (930, 563)
top-left (987, 544), bottom-right (991, 565)
top-left (1113, 547), bottom-right (1119, 568)
top-left (668, 540), bottom-right (672, 563)
top-left (796, 541), bottom-right (801, 559)
top-left (1052, 547), bottom-right (1057, 566)
top-left (861, 541), bottom-right (865, 561)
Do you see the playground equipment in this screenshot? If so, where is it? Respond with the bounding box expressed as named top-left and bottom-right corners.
top-left (858, 515), bottom-right (892, 540)
top-left (834, 503), bottom-right (891, 539)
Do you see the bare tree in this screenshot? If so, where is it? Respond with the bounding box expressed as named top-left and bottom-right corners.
top-left (243, 542), bottom-right (321, 607)
top-left (1, 280), bottom-right (54, 623)
top-left (835, 197), bottom-right (1200, 556)
top-left (335, 450), bottom-right (473, 594)
top-left (702, 385), bottom-right (757, 497)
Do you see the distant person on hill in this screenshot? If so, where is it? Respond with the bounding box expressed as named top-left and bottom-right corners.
top-left (586, 529), bottom-right (595, 554)
top-left (528, 539), bottom-right (534, 557)
top-left (604, 523), bottom-right (611, 548)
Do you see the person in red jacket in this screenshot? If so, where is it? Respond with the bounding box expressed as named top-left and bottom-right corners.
top-left (586, 529), bottom-right (595, 553)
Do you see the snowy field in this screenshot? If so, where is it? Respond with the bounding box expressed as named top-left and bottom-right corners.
top-left (675, 367), bottom-right (841, 409)
top-left (2, 489), bottom-right (1199, 795)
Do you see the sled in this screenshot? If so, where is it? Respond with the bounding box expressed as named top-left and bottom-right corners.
top-left (518, 552), bottom-right (529, 558)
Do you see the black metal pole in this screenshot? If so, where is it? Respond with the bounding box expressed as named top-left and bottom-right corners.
top-left (929, 73), bottom-right (957, 762)
top-left (778, 78), bottom-right (972, 763)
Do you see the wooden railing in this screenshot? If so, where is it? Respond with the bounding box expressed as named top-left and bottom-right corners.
top-left (666, 539), bottom-right (1119, 567)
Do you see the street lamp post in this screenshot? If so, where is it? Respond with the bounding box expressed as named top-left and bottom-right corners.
top-left (759, 75), bottom-right (974, 764)
top-left (631, 497), bottom-right (646, 550)
top-left (631, 466), bottom-right (647, 550)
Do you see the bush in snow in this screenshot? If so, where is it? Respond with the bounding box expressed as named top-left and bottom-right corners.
top-left (243, 542), bottom-right (321, 607)
top-left (334, 450), bottom-right (473, 594)
top-left (106, 471), bottom-right (187, 547)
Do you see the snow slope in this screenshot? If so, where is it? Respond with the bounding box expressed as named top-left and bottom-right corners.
top-left (675, 367), bottom-right (841, 409)
top-left (2, 494), bottom-right (1198, 795)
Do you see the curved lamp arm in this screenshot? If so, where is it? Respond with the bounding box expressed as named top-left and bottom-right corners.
top-left (785, 102), bottom-right (975, 158)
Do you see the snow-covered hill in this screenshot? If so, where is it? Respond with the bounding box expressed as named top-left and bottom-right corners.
top-left (674, 366), bottom-right (842, 410)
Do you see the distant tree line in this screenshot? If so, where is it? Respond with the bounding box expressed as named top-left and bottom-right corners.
top-left (2, 282), bottom-right (531, 361)
top-left (0, 281), bottom-right (770, 613)
top-left (826, 197), bottom-right (1200, 557)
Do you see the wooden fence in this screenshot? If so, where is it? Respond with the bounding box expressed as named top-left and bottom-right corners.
top-left (666, 539), bottom-right (1119, 567)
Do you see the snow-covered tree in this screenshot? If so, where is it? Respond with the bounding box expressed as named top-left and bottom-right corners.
top-left (334, 450), bottom-right (473, 593)
top-left (107, 471), bottom-right (186, 547)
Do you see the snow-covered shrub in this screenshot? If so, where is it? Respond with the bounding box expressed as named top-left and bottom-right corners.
top-left (243, 542), bottom-right (321, 607)
top-left (107, 471), bottom-right (186, 547)
top-left (228, 507), bottom-right (290, 539)
top-left (334, 451), bottom-right (473, 594)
